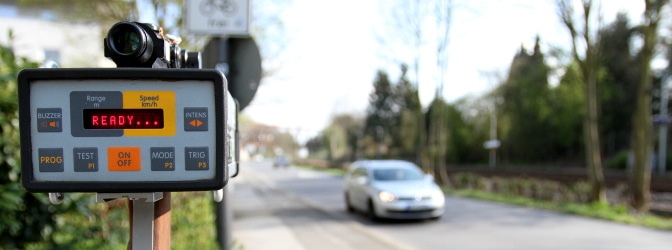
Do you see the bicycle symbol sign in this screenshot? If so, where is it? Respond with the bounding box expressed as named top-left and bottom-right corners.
top-left (186, 0), bottom-right (250, 36)
top-left (200, 0), bottom-right (237, 16)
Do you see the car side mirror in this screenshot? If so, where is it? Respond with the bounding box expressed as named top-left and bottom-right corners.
top-left (424, 174), bottom-right (434, 182)
top-left (356, 176), bottom-right (370, 185)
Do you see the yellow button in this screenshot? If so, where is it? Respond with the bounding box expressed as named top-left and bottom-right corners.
top-left (108, 147), bottom-right (141, 171)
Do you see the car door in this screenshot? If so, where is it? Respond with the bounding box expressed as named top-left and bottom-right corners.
top-left (350, 167), bottom-right (370, 210)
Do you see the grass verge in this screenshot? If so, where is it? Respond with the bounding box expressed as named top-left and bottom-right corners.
top-left (447, 188), bottom-right (672, 231)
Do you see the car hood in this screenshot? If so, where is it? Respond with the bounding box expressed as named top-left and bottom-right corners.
top-left (372, 180), bottom-right (440, 195)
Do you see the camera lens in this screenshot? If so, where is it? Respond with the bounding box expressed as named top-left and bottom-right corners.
top-left (112, 30), bottom-right (141, 54)
top-left (106, 22), bottom-right (149, 58)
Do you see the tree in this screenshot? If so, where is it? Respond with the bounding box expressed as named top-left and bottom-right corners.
top-left (549, 62), bottom-right (585, 162)
top-left (320, 114), bottom-right (364, 165)
top-left (0, 37), bottom-right (50, 249)
top-left (630, 0), bottom-right (668, 212)
top-left (597, 13), bottom-right (639, 157)
top-left (364, 70), bottom-right (397, 158)
top-left (18, 0), bottom-right (139, 30)
top-left (497, 39), bottom-right (553, 162)
top-left (428, 0), bottom-right (453, 187)
top-left (377, 0), bottom-right (454, 178)
top-left (556, 0), bottom-right (606, 203)
top-left (425, 98), bottom-right (449, 183)
top-left (394, 64), bottom-right (424, 162)
top-left (0, 38), bottom-right (130, 249)
top-left (323, 124), bottom-right (348, 164)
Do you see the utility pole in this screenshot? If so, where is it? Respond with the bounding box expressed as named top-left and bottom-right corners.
top-left (376, 126), bottom-right (384, 159)
top-left (483, 101), bottom-right (500, 169)
top-left (658, 74), bottom-right (670, 174)
top-left (489, 104), bottom-right (497, 169)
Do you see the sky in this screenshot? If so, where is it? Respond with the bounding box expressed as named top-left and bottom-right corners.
top-left (239, 0), bottom-right (645, 140)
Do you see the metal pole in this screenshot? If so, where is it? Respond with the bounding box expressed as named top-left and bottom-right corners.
top-left (132, 198), bottom-right (155, 249)
top-left (214, 37), bottom-right (233, 250)
top-left (376, 126), bottom-right (384, 159)
top-left (97, 192), bottom-right (166, 249)
top-left (658, 74), bottom-right (670, 174)
top-left (489, 103), bottom-right (497, 169)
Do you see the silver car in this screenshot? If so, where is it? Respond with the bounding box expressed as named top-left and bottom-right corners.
top-left (343, 160), bottom-right (445, 220)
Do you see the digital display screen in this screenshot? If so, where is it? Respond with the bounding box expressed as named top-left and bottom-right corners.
top-left (83, 109), bottom-right (164, 129)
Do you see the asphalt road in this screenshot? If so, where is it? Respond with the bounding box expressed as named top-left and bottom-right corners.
top-left (231, 160), bottom-right (672, 250)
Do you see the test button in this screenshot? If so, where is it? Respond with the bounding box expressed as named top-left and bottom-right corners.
top-left (74, 147), bottom-right (98, 172)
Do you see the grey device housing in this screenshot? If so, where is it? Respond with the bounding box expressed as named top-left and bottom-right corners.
top-left (18, 68), bottom-right (230, 193)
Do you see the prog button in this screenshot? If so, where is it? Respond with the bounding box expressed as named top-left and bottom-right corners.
top-left (38, 148), bottom-right (64, 172)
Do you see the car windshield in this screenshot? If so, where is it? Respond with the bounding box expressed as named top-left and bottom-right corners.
top-left (372, 168), bottom-right (424, 181)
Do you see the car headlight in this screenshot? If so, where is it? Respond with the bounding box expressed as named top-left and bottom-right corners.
top-left (431, 190), bottom-right (445, 203)
top-left (378, 191), bottom-right (396, 202)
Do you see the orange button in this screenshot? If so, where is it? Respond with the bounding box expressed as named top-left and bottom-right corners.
top-left (108, 147), bottom-right (141, 171)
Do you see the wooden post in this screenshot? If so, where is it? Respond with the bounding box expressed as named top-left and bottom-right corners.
top-left (154, 192), bottom-right (171, 249)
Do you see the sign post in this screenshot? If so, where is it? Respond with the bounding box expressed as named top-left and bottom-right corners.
top-left (185, 1), bottom-right (258, 249)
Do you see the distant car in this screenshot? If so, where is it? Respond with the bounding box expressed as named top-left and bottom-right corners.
top-left (273, 156), bottom-right (290, 168)
top-left (343, 160), bottom-right (445, 220)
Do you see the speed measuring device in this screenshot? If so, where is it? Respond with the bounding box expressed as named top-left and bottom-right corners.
top-left (18, 68), bottom-right (238, 193)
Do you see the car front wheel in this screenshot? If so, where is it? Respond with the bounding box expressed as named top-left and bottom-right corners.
top-left (344, 192), bottom-right (355, 213)
top-left (367, 199), bottom-right (379, 221)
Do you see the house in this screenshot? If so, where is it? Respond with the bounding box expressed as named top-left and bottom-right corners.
top-left (0, 0), bottom-right (113, 67)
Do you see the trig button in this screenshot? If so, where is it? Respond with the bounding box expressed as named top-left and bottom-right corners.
top-left (151, 147), bottom-right (175, 171)
top-left (185, 147), bottom-right (209, 170)
top-left (38, 148), bottom-right (64, 172)
top-left (74, 147), bottom-right (98, 172)
top-left (37, 108), bottom-right (62, 132)
top-left (184, 107), bottom-right (208, 131)
top-left (108, 147), bottom-right (141, 171)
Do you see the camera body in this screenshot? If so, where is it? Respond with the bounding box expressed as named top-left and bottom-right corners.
top-left (104, 21), bottom-right (201, 69)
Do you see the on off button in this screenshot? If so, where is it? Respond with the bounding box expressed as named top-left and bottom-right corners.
top-left (108, 147), bottom-right (141, 171)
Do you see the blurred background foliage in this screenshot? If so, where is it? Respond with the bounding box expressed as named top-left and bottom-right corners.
top-left (311, 12), bottom-right (671, 169)
top-left (0, 34), bottom-right (129, 249)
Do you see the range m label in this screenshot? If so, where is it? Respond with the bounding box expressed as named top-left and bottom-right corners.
top-left (70, 91), bottom-right (123, 137)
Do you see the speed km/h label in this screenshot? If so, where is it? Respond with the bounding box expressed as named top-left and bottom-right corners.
top-left (123, 91), bottom-right (175, 136)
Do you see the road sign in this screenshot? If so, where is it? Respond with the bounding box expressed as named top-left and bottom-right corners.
top-left (185, 0), bottom-right (251, 36)
top-left (484, 140), bottom-right (501, 150)
top-left (203, 37), bottom-right (261, 110)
